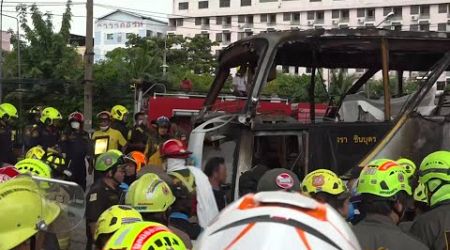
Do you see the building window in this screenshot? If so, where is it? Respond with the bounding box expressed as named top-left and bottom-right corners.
top-left (176, 19), bottom-right (183, 26)
top-left (203, 18), bottom-right (210, 26)
top-left (216, 33), bottom-right (223, 42)
top-left (238, 15), bottom-right (246, 23)
top-left (106, 33), bottom-right (114, 40)
top-left (220, 0), bottom-right (230, 7)
top-left (247, 15), bottom-right (254, 24)
top-left (178, 2), bottom-right (188, 10)
top-left (283, 13), bottom-right (291, 21)
top-left (157, 32), bottom-right (163, 38)
top-left (307, 11), bottom-right (314, 20)
top-left (292, 13), bottom-right (300, 22)
top-left (316, 11), bottom-right (324, 21)
top-left (341, 10), bottom-right (349, 21)
top-left (195, 18), bottom-right (202, 25)
top-left (269, 14), bottom-right (277, 24)
top-left (410, 24), bottom-right (419, 31)
top-left (146, 30), bottom-right (153, 37)
top-left (260, 14), bottom-right (267, 22)
top-left (169, 19), bottom-right (176, 27)
top-left (216, 16), bottom-right (222, 25)
top-left (199, 1), bottom-right (208, 9)
top-left (438, 23), bottom-right (447, 31)
top-left (224, 32), bottom-right (231, 43)
top-left (224, 16), bottom-right (232, 26)
top-left (393, 7), bottom-right (402, 17)
top-left (117, 33), bottom-right (122, 43)
top-left (332, 10), bottom-right (340, 19)
top-left (438, 4), bottom-right (449, 13)
top-left (419, 23), bottom-right (430, 31)
top-left (357, 9), bottom-right (364, 18)
top-left (410, 5), bottom-right (419, 15)
top-left (420, 5), bottom-right (430, 17)
top-left (241, 0), bottom-right (251, 6)
top-left (383, 7), bottom-right (392, 16)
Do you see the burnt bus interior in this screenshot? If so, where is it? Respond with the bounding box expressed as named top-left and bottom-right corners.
top-left (193, 29), bottom-right (450, 198)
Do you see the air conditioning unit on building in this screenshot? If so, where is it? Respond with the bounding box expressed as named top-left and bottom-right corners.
top-left (411, 15), bottom-right (419, 21)
top-left (307, 20), bottom-right (314, 26)
top-left (357, 18), bottom-right (365, 24)
top-left (332, 20), bottom-right (339, 25)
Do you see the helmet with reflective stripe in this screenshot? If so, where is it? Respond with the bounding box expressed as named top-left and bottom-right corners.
top-left (95, 150), bottom-right (124, 172)
top-left (111, 105), bottom-right (128, 121)
top-left (68, 111), bottom-right (84, 122)
top-left (414, 182), bottom-right (428, 204)
top-left (95, 205), bottom-right (143, 241)
top-left (127, 151), bottom-right (147, 172)
top-left (196, 191), bottom-right (360, 250)
top-left (357, 159), bottom-right (412, 197)
top-left (25, 146), bottom-right (46, 160)
top-left (125, 173), bottom-right (175, 213)
top-left (104, 221), bottom-right (186, 250)
top-left (155, 116), bottom-right (170, 127)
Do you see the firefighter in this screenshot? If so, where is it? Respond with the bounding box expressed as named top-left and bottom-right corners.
top-left (145, 116), bottom-right (173, 167)
top-left (354, 159), bottom-right (427, 250)
top-left (125, 173), bottom-right (192, 248)
top-left (23, 105), bottom-right (44, 149)
top-left (110, 104), bottom-right (129, 139)
top-left (92, 111), bottom-right (127, 154)
top-left (126, 111), bottom-right (150, 153)
top-left (160, 139), bottom-right (218, 228)
top-left (30, 106), bottom-right (63, 150)
top-left (61, 111), bottom-right (91, 190)
top-left (301, 169), bottom-right (351, 218)
top-left (410, 151), bottom-right (450, 249)
top-left (0, 103), bottom-right (18, 165)
top-left (85, 150), bottom-right (127, 250)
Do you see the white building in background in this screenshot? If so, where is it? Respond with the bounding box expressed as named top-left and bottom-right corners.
top-left (169, 0), bottom-right (450, 84)
top-left (94, 10), bottom-right (168, 62)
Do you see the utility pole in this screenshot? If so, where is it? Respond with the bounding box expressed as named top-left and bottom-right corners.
top-left (84, 0), bottom-right (94, 130)
top-left (162, 35), bottom-right (168, 77)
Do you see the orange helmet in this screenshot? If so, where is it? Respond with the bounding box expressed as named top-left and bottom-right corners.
top-left (127, 151), bottom-right (147, 172)
top-left (160, 139), bottom-right (191, 159)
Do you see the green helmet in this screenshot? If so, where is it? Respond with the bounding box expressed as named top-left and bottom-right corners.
top-left (419, 151), bottom-right (450, 206)
top-left (125, 173), bottom-right (175, 213)
top-left (95, 205), bottom-right (143, 241)
top-left (0, 103), bottom-right (18, 119)
top-left (15, 159), bottom-right (52, 178)
top-left (414, 183), bottom-right (428, 204)
top-left (95, 150), bottom-right (125, 172)
top-left (357, 159), bottom-right (412, 197)
top-left (397, 158), bottom-right (417, 179)
top-left (40, 107), bottom-right (62, 124)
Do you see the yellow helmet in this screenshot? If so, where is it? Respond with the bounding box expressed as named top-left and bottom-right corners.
top-left (111, 105), bottom-right (128, 121)
top-left (0, 103), bottom-right (18, 119)
top-left (414, 182), bottom-right (428, 204)
top-left (0, 176), bottom-right (60, 250)
top-left (301, 169), bottom-right (347, 196)
top-left (25, 146), bottom-right (46, 160)
top-left (125, 173), bottom-right (175, 213)
top-left (104, 222), bottom-right (186, 250)
top-left (397, 158), bottom-right (417, 179)
top-left (95, 205), bottom-right (143, 240)
top-left (40, 107), bottom-right (62, 124)
top-left (15, 159), bottom-right (52, 178)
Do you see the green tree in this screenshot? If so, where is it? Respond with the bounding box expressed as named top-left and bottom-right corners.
top-left (183, 35), bottom-right (218, 74)
top-left (328, 69), bottom-right (357, 102)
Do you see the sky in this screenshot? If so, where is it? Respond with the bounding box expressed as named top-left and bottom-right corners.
top-left (0, 0), bottom-right (172, 35)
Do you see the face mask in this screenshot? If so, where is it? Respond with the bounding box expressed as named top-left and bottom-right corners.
top-left (70, 121), bottom-right (80, 130)
top-left (100, 126), bottom-right (109, 131)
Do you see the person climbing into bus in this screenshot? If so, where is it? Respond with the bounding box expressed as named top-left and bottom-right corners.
top-left (160, 139), bottom-right (218, 229)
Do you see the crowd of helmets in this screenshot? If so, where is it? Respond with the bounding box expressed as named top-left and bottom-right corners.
top-left (0, 102), bottom-right (450, 249)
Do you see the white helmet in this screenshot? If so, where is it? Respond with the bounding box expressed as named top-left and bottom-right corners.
top-left (196, 191), bottom-right (361, 250)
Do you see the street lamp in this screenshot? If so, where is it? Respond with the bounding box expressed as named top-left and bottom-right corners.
top-left (376, 12), bottom-right (395, 28)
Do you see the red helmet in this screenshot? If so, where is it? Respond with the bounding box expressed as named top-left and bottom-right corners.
top-left (160, 139), bottom-right (192, 159)
top-left (0, 166), bottom-right (20, 183)
top-left (68, 111), bottom-right (84, 122)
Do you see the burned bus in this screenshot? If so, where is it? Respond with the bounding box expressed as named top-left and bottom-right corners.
top-left (187, 29), bottom-right (450, 198)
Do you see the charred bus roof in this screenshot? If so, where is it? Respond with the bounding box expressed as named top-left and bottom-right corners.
top-left (203, 29), bottom-right (450, 118)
